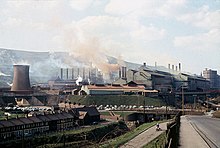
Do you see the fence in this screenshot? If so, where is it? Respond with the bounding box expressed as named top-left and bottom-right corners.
top-left (165, 111), bottom-right (181, 148)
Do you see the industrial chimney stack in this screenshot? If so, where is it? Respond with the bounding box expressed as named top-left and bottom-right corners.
top-left (119, 67), bottom-right (122, 78)
top-left (66, 68), bottom-right (68, 80)
top-left (121, 66), bottom-right (127, 79)
top-left (179, 63), bottom-right (181, 71)
top-left (11, 65), bottom-right (31, 92)
top-left (72, 68), bottom-right (74, 79)
top-left (60, 68), bottom-right (63, 79)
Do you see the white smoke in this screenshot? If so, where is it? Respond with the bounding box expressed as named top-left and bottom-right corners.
top-left (76, 75), bottom-right (82, 85)
top-left (7, 82), bottom-right (13, 87)
top-left (0, 71), bottom-right (10, 77)
top-left (13, 60), bottom-right (30, 66)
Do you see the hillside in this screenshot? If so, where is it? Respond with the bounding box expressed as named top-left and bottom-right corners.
top-left (0, 48), bottom-right (141, 87)
top-left (0, 48), bottom-right (170, 87)
top-left (68, 95), bottom-right (166, 107)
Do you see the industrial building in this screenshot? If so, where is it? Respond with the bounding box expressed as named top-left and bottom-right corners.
top-left (203, 68), bottom-right (220, 89)
top-left (0, 112), bottom-right (76, 141)
top-left (113, 63), bottom-right (210, 93)
top-left (80, 83), bottom-right (158, 97)
top-left (48, 67), bottom-right (104, 90)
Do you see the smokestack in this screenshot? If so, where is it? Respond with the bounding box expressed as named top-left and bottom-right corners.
top-left (176, 66), bottom-right (178, 71)
top-left (143, 62), bottom-right (146, 67)
top-left (172, 65), bottom-right (174, 70)
top-left (119, 67), bottom-right (121, 78)
top-left (122, 67), bottom-right (127, 78)
top-left (155, 62), bottom-right (157, 67)
top-left (122, 67), bottom-right (124, 78)
top-left (11, 65), bottom-right (31, 92)
top-left (61, 68), bottom-right (63, 79)
top-left (168, 64), bottom-right (171, 69)
top-left (72, 68), bottom-right (74, 79)
top-left (66, 68), bottom-right (68, 80)
top-left (83, 68), bottom-right (85, 79)
top-left (179, 63), bottom-right (181, 71)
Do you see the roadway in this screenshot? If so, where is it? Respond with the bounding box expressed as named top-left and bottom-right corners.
top-left (180, 115), bottom-right (220, 148)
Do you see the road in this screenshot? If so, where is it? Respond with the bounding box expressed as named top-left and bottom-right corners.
top-left (187, 115), bottom-right (220, 147)
top-left (180, 115), bottom-right (220, 148)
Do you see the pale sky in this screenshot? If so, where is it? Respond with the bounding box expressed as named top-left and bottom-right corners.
top-left (0, 0), bottom-right (219, 74)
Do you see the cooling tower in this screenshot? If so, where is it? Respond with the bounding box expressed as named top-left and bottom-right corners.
top-left (11, 65), bottom-right (31, 92)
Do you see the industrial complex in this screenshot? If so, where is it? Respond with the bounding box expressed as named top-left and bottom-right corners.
top-left (0, 60), bottom-right (220, 147)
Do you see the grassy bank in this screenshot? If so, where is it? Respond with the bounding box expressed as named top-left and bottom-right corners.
top-left (68, 95), bottom-right (165, 106)
top-left (100, 121), bottom-right (158, 147)
top-left (213, 110), bottom-right (220, 118)
top-left (143, 131), bottom-right (166, 148)
top-left (1, 122), bottom-right (128, 148)
top-left (0, 110), bottom-right (25, 120)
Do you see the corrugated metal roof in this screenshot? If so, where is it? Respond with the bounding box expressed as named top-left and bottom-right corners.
top-left (61, 112), bottom-right (74, 118)
top-left (36, 115), bottom-right (51, 122)
top-left (0, 120), bottom-right (15, 127)
top-left (9, 118), bottom-right (24, 126)
top-left (28, 116), bottom-right (43, 123)
top-left (18, 117), bottom-right (34, 124)
top-left (86, 85), bottom-right (145, 90)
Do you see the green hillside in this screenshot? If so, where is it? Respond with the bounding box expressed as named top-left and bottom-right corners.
top-left (68, 95), bottom-right (166, 106)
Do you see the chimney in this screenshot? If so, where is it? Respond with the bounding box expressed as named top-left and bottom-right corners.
top-left (168, 64), bottom-right (171, 69)
top-left (143, 62), bottom-right (146, 67)
top-left (83, 68), bottom-right (85, 79)
top-left (155, 62), bottom-right (157, 67)
top-left (119, 67), bottom-right (121, 78)
top-left (176, 66), bottom-right (178, 71)
top-left (122, 67), bottom-right (127, 78)
top-left (11, 65), bottom-right (31, 92)
top-left (172, 65), bottom-right (174, 70)
top-left (66, 68), bottom-right (68, 80)
top-left (179, 63), bottom-right (181, 71)
top-left (72, 68), bottom-right (74, 79)
top-left (61, 68), bottom-right (63, 79)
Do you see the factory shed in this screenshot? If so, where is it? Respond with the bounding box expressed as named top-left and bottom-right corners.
top-left (113, 78), bottom-right (127, 85)
top-left (175, 73), bottom-right (210, 91)
top-left (81, 84), bottom-right (146, 96)
top-left (73, 106), bottom-right (100, 125)
top-left (81, 85), bottom-right (124, 95)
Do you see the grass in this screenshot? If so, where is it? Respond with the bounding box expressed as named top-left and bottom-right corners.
top-left (35, 122), bottom-right (125, 148)
top-left (0, 111), bottom-right (26, 120)
top-left (68, 95), bottom-right (165, 106)
top-left (100, 111), bottom-right (111, 116)
top-left (213, 110), bottom-right (220, 118)
top-left (100, 121), bottom-right (158, 148)
top-left (46, 124), bottom-right (106, 137)
top-left (113, 111), bottom-right (135, 117)
top-left (143, 131), bottom-right (166, 148)
top-left (37, 140), bottom-right (89, 148)
top-left (100, 111), bottom-right (135, 117)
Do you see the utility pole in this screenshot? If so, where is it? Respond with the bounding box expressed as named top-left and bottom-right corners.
top-left (193, 95), bottom-right (197, 110)
top-left (143, 96), bottom-right (145, 123)
top-left (165, 95), bottom-right (168, 120)
top-left (182, 86), bottom-right (184, 115)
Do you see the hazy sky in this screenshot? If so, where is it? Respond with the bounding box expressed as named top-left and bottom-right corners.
top-left (0, 0), bottom-right (219, 74)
